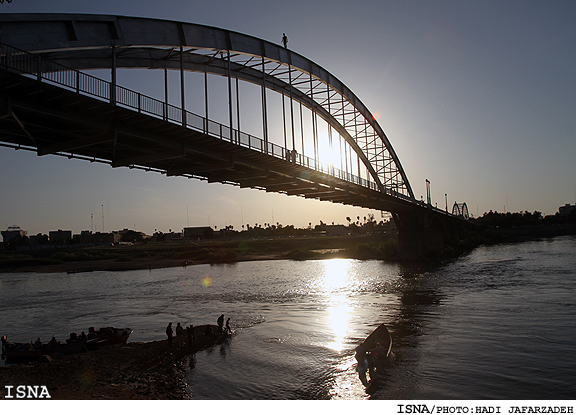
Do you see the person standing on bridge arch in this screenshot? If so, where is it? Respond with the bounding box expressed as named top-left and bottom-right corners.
top-left (282, 33), bottom-right (288, 48)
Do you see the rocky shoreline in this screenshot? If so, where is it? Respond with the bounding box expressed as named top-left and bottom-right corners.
top-left (0, 324), bottom-right (230, 399)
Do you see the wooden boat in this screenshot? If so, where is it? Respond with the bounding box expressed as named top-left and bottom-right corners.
top-left (355, 323), bottom-right (392, 389)
top-left (362, 322), bottom-right (392, 358)
top-left (2, 327), bottom-right (132, 362)
top-left (1, 338), bottom-right (86, 362)
top-left (85, 327), bottom-right (132, 349)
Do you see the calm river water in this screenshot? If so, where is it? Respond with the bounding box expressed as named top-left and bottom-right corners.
top-left (1, 236), bottom-right (575, 400)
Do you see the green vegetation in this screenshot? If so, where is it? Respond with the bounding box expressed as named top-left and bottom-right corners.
top-left (471, 209), bottom-right (576, 244)
top-left (473, 208), bottom-right (576, 228)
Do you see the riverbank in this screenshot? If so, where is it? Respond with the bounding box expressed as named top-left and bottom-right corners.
top-left (2, 224), bottom-right (575, 274)
top-left (0, 234), bottom-right (396, 273)
top-left (0, 324), bottom-right (229, 399)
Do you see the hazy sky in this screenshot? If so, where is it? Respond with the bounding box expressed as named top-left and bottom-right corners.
top-left (1, 0), bottom-right (575, 235)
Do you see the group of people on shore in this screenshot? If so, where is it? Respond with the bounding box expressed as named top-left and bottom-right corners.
top-left (216, 314), bottom-right (232, 336)
top-left (165, 315), bottom-right (232, 348)
top-left (165, 322), bottom-right (196, 348)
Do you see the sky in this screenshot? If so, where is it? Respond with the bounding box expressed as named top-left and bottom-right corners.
top-left (1, 0), bottom-right (575, 236)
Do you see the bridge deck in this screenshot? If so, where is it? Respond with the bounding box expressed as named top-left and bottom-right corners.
top-left (0, 70), bottom-right (413, 213)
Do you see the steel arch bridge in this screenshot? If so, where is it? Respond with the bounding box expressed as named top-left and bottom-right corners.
top-left (0, 14), bottom-right (471, 255)
top-left (0, 14), bottom-right (421, 207)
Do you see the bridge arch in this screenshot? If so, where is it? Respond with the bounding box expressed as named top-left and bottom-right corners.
top-left (452, 202), bottom-right (470, 220)
top-left (0, 13), bottom-right (414, 200)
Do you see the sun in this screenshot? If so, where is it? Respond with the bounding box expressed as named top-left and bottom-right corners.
top-left (316, 136), bottom-right (342, 169)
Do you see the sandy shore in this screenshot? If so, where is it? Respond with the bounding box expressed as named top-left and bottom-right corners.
top-left (0, 324), bottom-right (230, 399)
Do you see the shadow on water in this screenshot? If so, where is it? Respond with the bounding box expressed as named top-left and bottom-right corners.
top-left (363, 261), bottom-right (446, 399)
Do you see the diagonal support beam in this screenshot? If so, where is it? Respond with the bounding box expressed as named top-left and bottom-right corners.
top-left (166, 159), bottom-right (234, 177)
top-left (11, 111), bottom-right (37, 146)
top-left (38, 135), bottom-right (112, 156)
top-left (113, 148), bottom-right (187, 168)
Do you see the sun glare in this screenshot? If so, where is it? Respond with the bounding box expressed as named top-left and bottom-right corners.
top-left (317, 137), bottom-right (342, 169)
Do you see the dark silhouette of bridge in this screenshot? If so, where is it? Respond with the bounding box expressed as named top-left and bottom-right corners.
top-left (0, 14), bottom-right (472, 257)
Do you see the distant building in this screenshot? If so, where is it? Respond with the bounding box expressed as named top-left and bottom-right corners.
top-left (92, 232), bottom-right (121, 244)
top-left (183, 226), bottom-right (214, 240)
top-left (29, 233), bottom-right (49, 245)
top-left (75, 231), bottom-right (121, 245)
top-left (76, 230), bottom-right (94, 244)
top-left (325, 225), bottom-right (348, 236)
top-left (1, 225), bottom-right (27, 243)
top-left (559, 204), bottom-right (576, 216)
top-left (49, 229), bottom-right (72, 242)
top-left (118, 229), bottom-right (148, 243)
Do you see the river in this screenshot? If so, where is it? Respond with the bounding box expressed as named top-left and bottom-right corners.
top-left (1, 236), bottom-right (575, 400)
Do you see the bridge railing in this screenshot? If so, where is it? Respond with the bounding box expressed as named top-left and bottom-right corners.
top-left (1, 43), bottom-right (402, 197)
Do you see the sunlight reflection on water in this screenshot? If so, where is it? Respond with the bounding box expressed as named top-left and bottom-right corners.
top-left (325, 295), bottom-right (353, 352)
top-left (320, 259), bottom-right (355, 352)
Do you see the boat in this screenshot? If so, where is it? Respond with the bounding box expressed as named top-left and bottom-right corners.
top-left (1, 326), bottom-right (132, 362)
top-left (355, 323), bottom-right (392, 389)
top-left (1, 337), bottom-right (86, 362)
top-left (362, 322), bottom-right (392, 357)
top-left (84, 327), bottom-right (133, 349)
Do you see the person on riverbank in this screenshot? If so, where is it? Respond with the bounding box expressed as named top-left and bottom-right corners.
top-left (176, 322), bottom-right (184, 347)
top-left (187, 325), bottom-right (195, 348)
top-left (48, 336), bottom-right (59, 346)
top-left (355, 343), bottom-right (369, 387)
top-left (225, 318), bottom-right (232, 334)
top-left (217, 314), bottom-right (225, 335)
top-left (166, 322), bottom-right (173, 346)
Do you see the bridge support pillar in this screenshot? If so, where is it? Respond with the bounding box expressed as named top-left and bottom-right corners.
top-left (396, 227), bottom-right (446, 259)
top-left (393, 209), bottom-right (461, 260)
